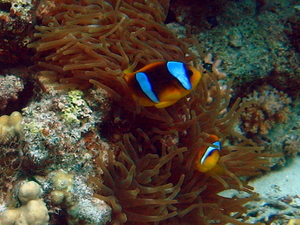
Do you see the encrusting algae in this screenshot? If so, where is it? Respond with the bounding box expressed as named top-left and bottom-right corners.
top-left (27, 0), bottom-right (278, 224)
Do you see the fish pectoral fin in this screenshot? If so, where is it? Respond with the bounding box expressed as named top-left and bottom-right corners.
top-left (154, 89), bottom-right (181, 108)
top-left (161, 89), bottom-right (182, 101)
top-left (155, 100), bottom-right (178, 108)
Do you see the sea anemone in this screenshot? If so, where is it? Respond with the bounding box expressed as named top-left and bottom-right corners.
top-left (28, 0), bottom-right (192, 91)
top-left (90, 69), bottom-right (272, 224)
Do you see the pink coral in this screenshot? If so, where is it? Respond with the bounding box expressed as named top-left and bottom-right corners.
top-left (240, 85), bottom-right (291, 135)
top-left (0, 75), bottom-right (24, 112)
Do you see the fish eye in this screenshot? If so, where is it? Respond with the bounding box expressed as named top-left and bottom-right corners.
top-left (186, 69), bottom-right (193, 77)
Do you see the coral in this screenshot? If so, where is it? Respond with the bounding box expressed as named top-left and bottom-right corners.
top-left (284, 135), bottom-right (300, 156)
top-left (240, 85), bottom-right (291, 135)
top-left (222, 180), bottom-right (300, 224)
top-left (67, 197), bottom-right (111, 225)
top-left (0, 111), bottom-right (22, 144)
top-left (286, 13), bottom-right (300, 53)
top-left (179, 0), bottom-right (300, 87)
top-left (50, 170), bottom-right (73, 205)
top-left (21, 88), bottom-right (106, 169)
top-left (168, 0), bottom-right (225, 30)
top-left (244, 196), bottom-right (300, 224)
top-left (0, 181), bottom-right (49, 225)
top-left (0, 75), bottom-right (25, 112)
top-left (0, 0), bottom-right (35, 66)
top-left (67, 175), bottom-right (111, 225)
top-left (48, 170), bottom-right (111, 224)
top-left (288, 219), bottom-right (300, 225)
top-left (60, 90), bottom-right (93, 125)
top-left (9, 84), bottom-right (113, 223)
top-left (0, 133), bottom-right (22, 199)
top-left (231, 96), bottom-right (300, 172)
top-left (18, 180), bottom-right (42, 204)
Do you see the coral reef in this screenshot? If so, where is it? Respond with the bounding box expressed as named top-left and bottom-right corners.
top-left (47, 170), bottom-right (111, 224)
top-left (219, 188), bottom-right (300, 225)
top-left (0, 0), bottom-right (296, 224)
top-left (0, 110), bottom-right (23, 196)
top-left (20, 83), bottom-right (113, 223)
top-left (0, 0), bottom-right (36, 66)
top-left (235, 83), bottom-right (299, 167)
top-left (240, 84), bottom-right (292, 136)
top-left (284, 134), bottom-right (300, 156)
top-left (0, 181), bottom-right (49, 225)
top-left (0, 80), bottom-right (112, 224)
top-left (170, 0), bottom-right (300, 88)
top-left (0, 75), bottom-right (24, 113)
top-left (245, 196), bottom-right (300, 224)
top-left (23, 0), bottom-right (281, 224)
top-left (21, 87), bottom-right (108, 170)
top-left (168, 0), bottom-right (225, 30)
top-left (259, 116), bottom-right (300, 167)
top-left (50, 170), bottom-right (74, 205)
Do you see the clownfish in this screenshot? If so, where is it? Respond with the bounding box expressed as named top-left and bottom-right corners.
top-left (193, 135), bottom-right (221, 173)
top-left (192, 135), bottom-right (244, 189)
top-left (124, 61), bottom-right (202, 108)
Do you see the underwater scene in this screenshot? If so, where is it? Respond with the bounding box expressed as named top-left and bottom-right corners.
top-left (0, 0), bottom-right (300, 224)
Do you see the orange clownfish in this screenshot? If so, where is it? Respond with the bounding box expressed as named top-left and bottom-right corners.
top-left (193, 135), bottom-right (221, 173)
top-left (124, 61), bottom-right (202, 108)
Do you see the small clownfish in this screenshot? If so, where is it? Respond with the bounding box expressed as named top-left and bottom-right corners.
top-left (193, 135), bottom-right (221, 173)
top-left (193, 135), bottom-right (243, 189)
top-left (124, 61), bottom-right (202, 108)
